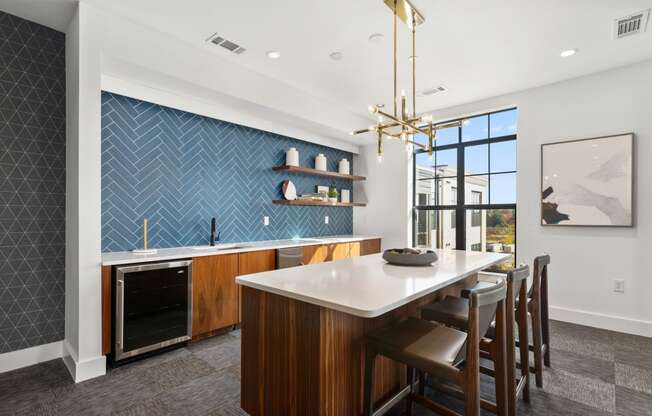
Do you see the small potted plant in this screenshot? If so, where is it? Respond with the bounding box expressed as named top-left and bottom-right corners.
top-left (328, 186), bottom-right (338, 205)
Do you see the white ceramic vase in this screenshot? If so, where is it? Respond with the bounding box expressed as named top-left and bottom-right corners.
top-left (338, 158), bottom-right (350, 175)
top-left (315, 154), bottom-right (327, 171)
top-left (286, 147), bottom-right (299, 167)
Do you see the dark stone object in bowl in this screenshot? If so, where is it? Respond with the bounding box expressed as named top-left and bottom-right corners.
top-left (382, 248), bottom-right (438, 266)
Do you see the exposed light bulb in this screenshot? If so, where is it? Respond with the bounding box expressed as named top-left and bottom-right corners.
top-left (400, 88), bottom-right (406, 97)
top-left (377, 115), bottom-right (383, 123)
top-left (349, 131), bottom-right (355, 136)
top-left (377, 154), bottom-right (384, 164)
top-left (368, 105), bottom-right (378, 114)
top-left (400, 132), bottom-right (407, 144)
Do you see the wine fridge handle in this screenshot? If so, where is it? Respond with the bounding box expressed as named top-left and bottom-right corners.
top-left (116, 279), bottom-right (124, 349)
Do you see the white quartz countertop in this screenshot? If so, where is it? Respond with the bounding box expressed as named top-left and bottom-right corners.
top-left (236, 250), bottom-right (511, 318)
top-left (101, 235), bottom-right (381, 266)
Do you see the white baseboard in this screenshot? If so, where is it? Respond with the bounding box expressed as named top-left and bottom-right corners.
top-left (550, 305), bottom-right (652, 338)
top-left (62, 340), bottom-right (106, 383)
top-left (0, 341), bottom-right (64, 373)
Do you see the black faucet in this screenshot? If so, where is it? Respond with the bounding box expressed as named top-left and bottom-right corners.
top-left (210, 217), bottom-right (221, 246)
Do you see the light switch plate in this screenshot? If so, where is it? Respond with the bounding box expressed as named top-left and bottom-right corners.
top-left (263, 216), bottom-right (269, 226)
top-left (324, 216), bottom-right (329, 224)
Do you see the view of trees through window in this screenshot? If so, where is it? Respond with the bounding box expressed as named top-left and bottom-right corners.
top-left (413, 108), bottom-right (517, 273)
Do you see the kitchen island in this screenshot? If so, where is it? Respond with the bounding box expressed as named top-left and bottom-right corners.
top-left (236, 249), bottom-right (510, 416)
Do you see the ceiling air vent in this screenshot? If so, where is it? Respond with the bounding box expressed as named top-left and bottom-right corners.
top-left (418, 86), bottom-right (447, 97)
top-left (614, 9), bottom-right (649, 39)
top-left (206, 33), bottom-right (246, 54)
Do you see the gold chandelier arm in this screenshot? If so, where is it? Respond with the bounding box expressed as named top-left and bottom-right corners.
top-left (412, 10), bottom-right (416, 119)
top-left (434, 120), bottom-right (463, 130)
top-left (393, 0), bottom-right (398, 117)
top-left (376, 109), bottom-right (430, 136)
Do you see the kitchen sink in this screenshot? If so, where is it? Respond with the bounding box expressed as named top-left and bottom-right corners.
top-left (191, 244), bottom-right (246, 251)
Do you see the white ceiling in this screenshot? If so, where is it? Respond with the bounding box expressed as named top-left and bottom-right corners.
top-left (80, 0), bottom-right (652, 118)
top-left (2, 0), bottom-right (652, 144)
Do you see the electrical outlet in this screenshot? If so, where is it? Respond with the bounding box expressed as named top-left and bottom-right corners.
top-left (614, 279), bottom-right (625, 293)
top-left (263, 216), bottom-right (269, 226)
top-left (324, 216), bottom-right (329, 224)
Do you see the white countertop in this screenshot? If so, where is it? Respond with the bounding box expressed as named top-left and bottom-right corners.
top-left (101, 235), bottom-right (381, 266)
top-left (236, 250), bottom-right (511, 318)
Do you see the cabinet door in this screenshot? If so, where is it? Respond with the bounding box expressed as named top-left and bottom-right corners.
top-left (238, 250), bottom-right (276, 322)
top-left (349, 242), bottom-right (361, 258)
top-left (303, 244), bottom-right (330, 264)
top-left (331, 243), bottom-right (350, 260)
top-left (192, 254), bottom-right (239, 337)
top-left (361, 239), bottom-right (382, 255)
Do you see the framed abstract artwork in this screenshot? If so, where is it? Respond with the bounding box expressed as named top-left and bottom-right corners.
top-left (541, 133), bottom-right (634, 227)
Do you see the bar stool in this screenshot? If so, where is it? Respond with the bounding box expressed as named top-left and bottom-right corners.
top-left (528, 254), bottom-right (551, 387)
top-left (420, 266), bottom-right (530, 416)
top-left (363, 280), bottom-right (507, 416)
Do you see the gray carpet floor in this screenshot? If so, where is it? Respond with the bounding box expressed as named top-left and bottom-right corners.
top-left (1, 320), bottom-right (651, 415)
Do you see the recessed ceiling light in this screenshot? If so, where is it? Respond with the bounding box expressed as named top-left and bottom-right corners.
top-left (560, 49), bottom-right (577, 58)
top-left (266, 50), bottom-right (281, 59)
top-left (368, 33), bottom-right (384, 43)
top-left (329, 52), bottom-right (343, 61)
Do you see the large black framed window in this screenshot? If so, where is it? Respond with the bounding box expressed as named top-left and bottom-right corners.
top-left (413, 108), bottom-right (517, 272)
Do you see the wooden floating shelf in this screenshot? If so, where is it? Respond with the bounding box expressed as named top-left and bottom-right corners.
top-left (272, 165), bottom-right (366, 181)
top-left (272, 200), bottom-right (367, 208)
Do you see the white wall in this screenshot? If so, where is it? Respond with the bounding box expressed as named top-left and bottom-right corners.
top-left (354, 140), bottom-right (413, 250)
top-left (63, 3), bottom-right (106, 382)
top-left (356, 59), bottom-right (652, 336)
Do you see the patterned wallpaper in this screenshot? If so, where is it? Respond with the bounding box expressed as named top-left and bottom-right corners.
top-left (0, 12), bottom-right (66, 353)
top-left (101, 92), bottom-right (354, 252)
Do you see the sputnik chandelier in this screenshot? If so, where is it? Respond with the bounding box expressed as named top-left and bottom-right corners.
top-left (350, 0), bottom-right (463, 162)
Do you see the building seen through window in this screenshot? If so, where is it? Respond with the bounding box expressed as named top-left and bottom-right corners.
top-left (413, 108), bottom-right (517, 272)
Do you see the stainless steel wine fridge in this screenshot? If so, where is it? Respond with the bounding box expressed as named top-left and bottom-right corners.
top-left (114, 260), bottom-right (192, 362)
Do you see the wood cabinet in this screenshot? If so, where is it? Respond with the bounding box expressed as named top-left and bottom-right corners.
top-left (192, 253), bottom-right (239, 337)
top-left (101, 238), bottom-right (382, 350)
top-left (303, 244), bottom-right (331, 265)
top-left (238, 250), bottom-right (276, 321)
top-left (303, 242), bottom-right (352, 264)
top-left (361, 238), bottom-right (381, 255)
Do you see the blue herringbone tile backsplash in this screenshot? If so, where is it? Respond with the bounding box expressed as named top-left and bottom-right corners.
top-left (101, 92), bottom-right (353, 252)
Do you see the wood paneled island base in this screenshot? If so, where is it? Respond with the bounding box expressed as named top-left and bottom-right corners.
top-left (240, 274), bottom-right (477, 416)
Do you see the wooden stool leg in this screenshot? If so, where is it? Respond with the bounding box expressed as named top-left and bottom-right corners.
top-left (418, 371), bottom-right (426, 396)
top-left (494, 300), bottom-right (508, 416)
top-left (505, 294), bottom-right (517, 416)
top-left (406, 366), bottom-right (415, 416)
top-left (531, 301), bottom-right (544, 388)
top-left (541, 271), bottom-right (551, 368)
top-left (518, 287), bottom-right (530, 402)
top-left (364, 348), bottom-right (376, 416)
top-left (465, 308), bottom-right (481, 416)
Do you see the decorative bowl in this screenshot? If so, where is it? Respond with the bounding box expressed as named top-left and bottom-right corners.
top-left (382, 248), bottom-right (438, 266)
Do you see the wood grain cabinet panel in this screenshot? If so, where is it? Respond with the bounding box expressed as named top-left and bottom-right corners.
top-left (303, 244), bottom-right (331, 265)
top-left (361, 238), bottom-right (381, 255)
top-left (331, 243), bottom-right (350, 260)
top-left (192, 254), bottom-right (239, 337)
top-left (349, 242), bottom-right (361, 257)
top-left (238, 250), bottom-right (277, 322)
